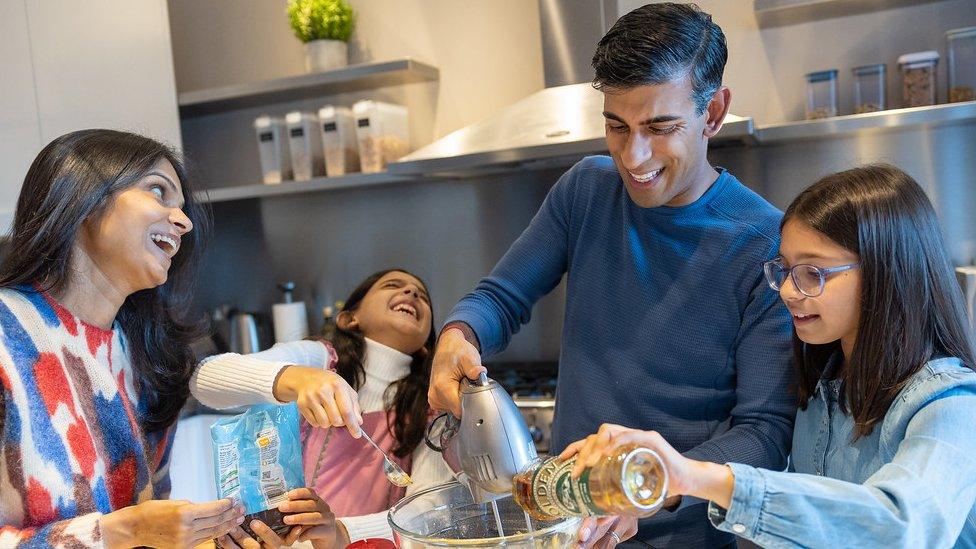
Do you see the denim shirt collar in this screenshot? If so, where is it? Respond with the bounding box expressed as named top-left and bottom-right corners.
top-left (813, 351), bottom-right (844, 401)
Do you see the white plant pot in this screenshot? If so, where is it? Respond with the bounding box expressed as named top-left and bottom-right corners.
top-left (305, 39), bottom-right (348, 72)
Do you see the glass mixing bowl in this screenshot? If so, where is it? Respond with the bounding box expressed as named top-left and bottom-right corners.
top-left (389, 481), bottom-right (582, 548)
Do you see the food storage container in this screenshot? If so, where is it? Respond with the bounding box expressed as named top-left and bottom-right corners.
top-left (353, 100), bottom-right (409, 173)
top-left (947, 27), bottom-right (976, 103)
top-left (253, 116), bottom-right (290, 184)
top-left (389, 482), bottom-right (581, 549)
top-left (898, 51), bottom-right (939, 107)
top-left (318, 105), bottom-right (359, 177)
top-left (852, 63), bottom-right (886, 114)
top-left (285, 111), bottom-right (324, 181)
top-left (805, 69), bottom-right (838, 120)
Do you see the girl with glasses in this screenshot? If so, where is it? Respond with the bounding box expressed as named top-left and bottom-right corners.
top-left (560, 164), bottom-right (976, 547)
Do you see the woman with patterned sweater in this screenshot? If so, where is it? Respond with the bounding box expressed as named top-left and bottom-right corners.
top-left (0, 129), bottom-right (254, 548)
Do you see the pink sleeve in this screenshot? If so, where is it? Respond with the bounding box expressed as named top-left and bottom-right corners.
top-left (318, 340), bottom-right (340, 371)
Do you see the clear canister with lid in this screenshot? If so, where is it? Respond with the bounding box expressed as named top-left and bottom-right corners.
top-left (285, 111), bottom-right (324, 181)
top-left (318, 105), bottom-right (359, 177)
top-left (947, 27), bottom-right (976, 103)
top-left (898, 51), bottom-right (939, 107)
top-left (352, 100), bottom-right (409, 173)
top-left (852, 64), bottom-right (886, 114)
top-left (253, 115), bottom-right (290, 184)
top-left (805, 69), bottom-right (838, 120)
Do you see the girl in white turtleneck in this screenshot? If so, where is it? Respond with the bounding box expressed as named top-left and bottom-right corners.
top-left (191, 269), bottom-right (453, 548)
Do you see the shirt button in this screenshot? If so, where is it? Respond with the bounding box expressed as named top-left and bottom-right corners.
top-left (732, 524), bottom-right (746, 534)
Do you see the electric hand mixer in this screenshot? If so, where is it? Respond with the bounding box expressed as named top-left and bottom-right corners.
top-left (427, 372), bottom-right (539, 503)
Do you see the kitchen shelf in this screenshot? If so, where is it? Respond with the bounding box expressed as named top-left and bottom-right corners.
top-left (755, 100), bottom-right (976, 143)
top-left (754, 0), bottom-right (945, 27)
top-left (194, 172), bottom-right (420, 204)
top-left (193, 102), bottom-right (976, 201)
top-left (178, 58), bottom-right (439, 117)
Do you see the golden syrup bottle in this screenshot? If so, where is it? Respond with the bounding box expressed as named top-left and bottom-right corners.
top-left (512, 445), bottom-right (668, 520)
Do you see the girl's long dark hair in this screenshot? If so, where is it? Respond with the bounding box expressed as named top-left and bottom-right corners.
top-left (317, 269), bottom-right (435, 458)
top-left (785, 164), bottom-right (976, 439)
top-left (0, 129), bottom-right (211, 433)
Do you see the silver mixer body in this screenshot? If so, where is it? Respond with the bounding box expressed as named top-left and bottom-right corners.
top-left (434, 373), bottom-right (539, 503)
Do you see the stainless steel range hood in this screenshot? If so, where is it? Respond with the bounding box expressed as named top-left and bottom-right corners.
top-left (389, 83), bottom-right (753, 175)
top-left (389, 0), bottom-right (752, 176)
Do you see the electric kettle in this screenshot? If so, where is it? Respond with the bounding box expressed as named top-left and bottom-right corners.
top-left (229, 312), bottom-right (262, 354)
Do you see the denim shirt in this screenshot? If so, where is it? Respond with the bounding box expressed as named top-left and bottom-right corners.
top-left (709, 357), bottom-right (976, 548)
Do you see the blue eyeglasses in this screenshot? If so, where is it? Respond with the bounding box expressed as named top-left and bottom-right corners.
top-left (762, 258), bottom-right (859, 297)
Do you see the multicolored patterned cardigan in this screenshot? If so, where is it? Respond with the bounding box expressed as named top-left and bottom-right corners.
top-left (0, 287), bottom-right (174, 548)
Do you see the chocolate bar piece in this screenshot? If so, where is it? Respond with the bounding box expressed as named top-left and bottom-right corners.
top-left (242, 508), bottom-right (291, 539)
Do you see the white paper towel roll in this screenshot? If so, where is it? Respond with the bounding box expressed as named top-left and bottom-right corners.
top-left (273, 301), bottom-right (308, 343)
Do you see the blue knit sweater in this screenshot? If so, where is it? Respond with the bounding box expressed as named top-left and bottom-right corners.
top-left (446, 156), bottom-right (795, 547)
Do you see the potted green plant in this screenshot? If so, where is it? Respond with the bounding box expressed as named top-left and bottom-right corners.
top-left (287, 0), bottom-right (355, 72)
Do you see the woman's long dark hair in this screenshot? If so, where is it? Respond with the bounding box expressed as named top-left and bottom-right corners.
top-left (317, 269), bottom-right (435, 458)
top-left (0, 129), bottom-right (211, 433)
top-left (785, 164), bottom-right (976, 439)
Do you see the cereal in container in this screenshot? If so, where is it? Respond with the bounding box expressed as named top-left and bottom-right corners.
top-left (285, 111), bottom-right (324, 181)
top-left (253, 116), bottom-right (291, 184)
top-left (318, 105), bottom-right (360, 177)
top-left (352, 100), bottom-right (409, 173)
top-left (898, 51), bottom-right (939, 107)
top-left (805, 70), bottom-right (838, 120)
top-left (947, 27), bottom-right (976, 103)
top-left (852, 64), bottom-right (886, 114)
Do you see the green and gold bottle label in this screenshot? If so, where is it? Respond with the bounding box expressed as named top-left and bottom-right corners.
top-left (529, 457), bottom-right (603, 517)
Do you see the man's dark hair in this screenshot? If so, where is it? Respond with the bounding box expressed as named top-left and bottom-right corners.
top-left (592, 2), bottom-right (727, 114)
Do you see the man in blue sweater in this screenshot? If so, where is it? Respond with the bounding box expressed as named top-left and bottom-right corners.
top-left (429, 4), bottom-right (794, 547)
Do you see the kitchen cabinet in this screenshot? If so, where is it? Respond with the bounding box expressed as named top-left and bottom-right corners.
top-left (0, 0), bottom-right (181, 233)
top-left (169, 414), bottom-right (223, 502)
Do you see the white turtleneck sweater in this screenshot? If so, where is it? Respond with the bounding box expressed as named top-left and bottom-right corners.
top-left (190, 337), bottom-right (454, 544)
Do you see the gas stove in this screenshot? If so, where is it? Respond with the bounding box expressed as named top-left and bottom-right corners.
top-left (487, 362), bottom-right (557, 454)
top-left (488, 361), bottom-right (558, 398)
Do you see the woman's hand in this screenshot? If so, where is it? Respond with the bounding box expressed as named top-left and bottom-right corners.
top-left (273, 365), bottom-right (363, 437)
top-left (216, 488), bottom-right (348, 549)
top-left (559, 423), bottom-right (736, 509)
top-left (100, 498), bottom-right (243, 549)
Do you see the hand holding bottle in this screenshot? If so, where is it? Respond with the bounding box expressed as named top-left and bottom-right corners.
top-left (560, 423), bottom-right (736, 510)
